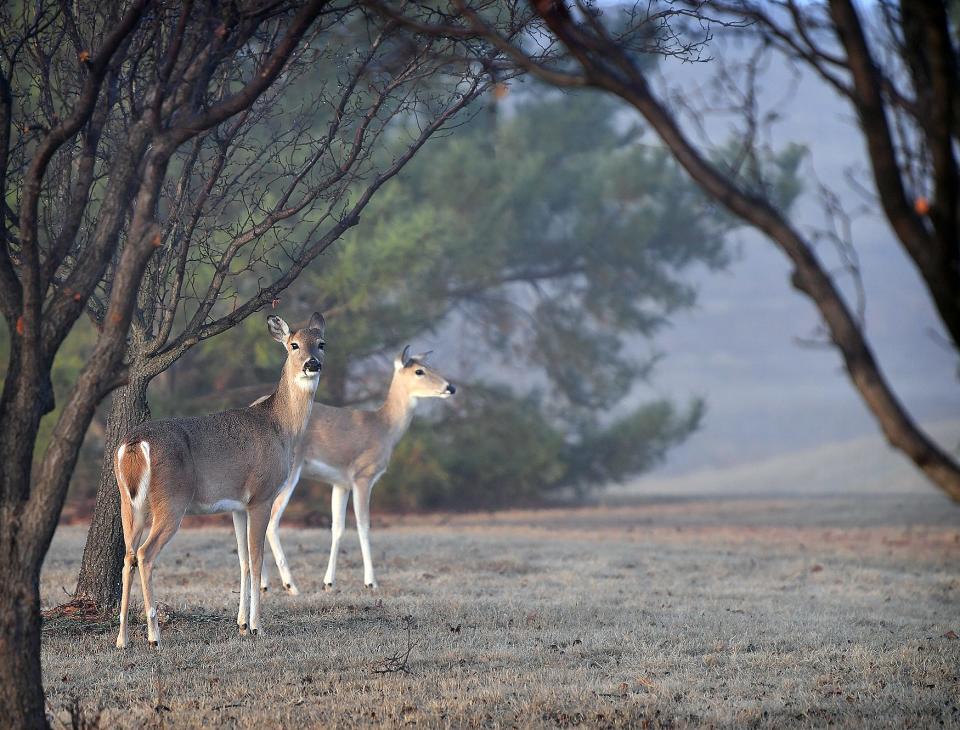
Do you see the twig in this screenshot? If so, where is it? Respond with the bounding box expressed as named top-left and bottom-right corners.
top-left (372, 615), bottom-right (419, 675)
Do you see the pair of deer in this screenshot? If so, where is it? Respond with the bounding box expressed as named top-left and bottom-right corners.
top-left (114, 312), bottom-right (455, 648)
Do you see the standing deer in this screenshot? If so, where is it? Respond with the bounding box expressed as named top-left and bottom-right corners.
top-left (259, 346), bottom-right (455, 594)
top-left (113, 312), bottom-right (325, 648)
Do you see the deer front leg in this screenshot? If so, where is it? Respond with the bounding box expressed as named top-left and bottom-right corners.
top-left (264, 466), bottom-right (301, 595)
top-left (246, 504), bottom-right (272, 635)
top-left (352, 478), bottom-right (378, 589)
top-left (232, 511), bottom-right (250, 633)
top-left (323, 484), bottom-right (349, 590)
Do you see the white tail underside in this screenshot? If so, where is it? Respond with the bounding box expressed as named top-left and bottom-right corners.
top-left (117, 441), bottom-right (151, 513)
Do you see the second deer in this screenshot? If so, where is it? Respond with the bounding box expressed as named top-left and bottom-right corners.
top-left (260, 346), bottom-right (455, 594)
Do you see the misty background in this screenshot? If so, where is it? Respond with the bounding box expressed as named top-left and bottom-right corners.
top-left (12, 24), bottom-right (958, 517)
top-left (626, 37), bottom-right (959, 479)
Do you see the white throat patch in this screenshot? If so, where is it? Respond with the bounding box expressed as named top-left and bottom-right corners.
top-left (297, 372), bottom-right (320, 389)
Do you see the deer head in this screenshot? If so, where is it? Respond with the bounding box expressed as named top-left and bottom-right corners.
top-left (393, 345), bottom-right (456, 399)
top-left (268, 312), bottom-right (326, 387)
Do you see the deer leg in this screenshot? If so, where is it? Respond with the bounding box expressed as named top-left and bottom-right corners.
top-left (352, 478), bottom-right (378, 589)
top-left (264, 465), bottom-right (301, 595)
top-left (116, 497), bottom-right (144, 650)
top-left (232, 511), bottom-right (251, 632)
top-left (246, 504), bottom-right (271, 635)
top-left (322, 484), bottom-right (349, 589)
top-left (135, 512), bottom-right (181, 648)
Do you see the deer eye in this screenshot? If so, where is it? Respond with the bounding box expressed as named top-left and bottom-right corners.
top-left (319, 342), bottom-right (325, 350)
top-left (415, 369), bottom-right (424, 376)
top-left (290, 342), bottom-right (299, 350)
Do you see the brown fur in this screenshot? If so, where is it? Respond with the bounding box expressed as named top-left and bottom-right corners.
top-left (113, 313), bottom-right (326, 648)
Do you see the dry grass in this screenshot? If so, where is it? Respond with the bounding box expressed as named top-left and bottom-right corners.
top-left (40, 488), bottom-right (960, 729)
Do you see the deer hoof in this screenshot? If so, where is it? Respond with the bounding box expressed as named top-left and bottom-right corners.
top-left (365, 582), bottom-right (379, 590)
top-left (261, 585), bottom-right (269, 593)
top-left (323, 582), bottom-right (334, 592)
top-left (149, 640), bottom-right (159, 649)
top-left (239, 623), bottom-right (249, 636)
top-left (284, 583), bottom-right (300, 596)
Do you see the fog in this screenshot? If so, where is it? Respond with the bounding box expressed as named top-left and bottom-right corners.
top-left (628, 37), bottom-right (960, 476)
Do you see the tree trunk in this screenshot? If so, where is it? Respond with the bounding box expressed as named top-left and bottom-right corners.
top-left (74, 374), bottom-right (151, 611)
top-left (0, 549), bottom-right (45, 729)
top-left (0, 369), bottom-right (48, 728)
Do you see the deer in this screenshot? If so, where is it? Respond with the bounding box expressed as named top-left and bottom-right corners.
top-left (113, 312), bottom-right (326, 649)
top-left (258, 345), bottom-right (455, 595)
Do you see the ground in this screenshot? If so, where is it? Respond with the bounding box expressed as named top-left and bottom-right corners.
top-left (40, 459), bottom-right (960, 729)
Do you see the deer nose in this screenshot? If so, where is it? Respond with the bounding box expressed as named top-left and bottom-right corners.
top-left (445, 383), bottom-right (456, 395)
top-left (304, 358), bottom-right (321, 372)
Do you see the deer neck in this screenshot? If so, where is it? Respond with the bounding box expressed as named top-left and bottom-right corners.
top-left (266, 362), bottom-right (318, 440)
top-left (378, 374), bottom-right (417, 444)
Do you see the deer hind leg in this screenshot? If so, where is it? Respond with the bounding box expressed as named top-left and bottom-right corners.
top-left (233, 511), bottom-right (251, 633)
top-left (135, 508), bottom-right (182, 648)
top-left (322, 484), bottom-right (349, 590)
top-left (245, 503), bottom-right (272, 635)
top-left (264, 466), bottom-right (301, 595)
top-left (352, 478), bottom-right (378, 589)
top-left (115, 441), bottom-right (149, 649)
top-left (116, 495), bottom-right (145, 649)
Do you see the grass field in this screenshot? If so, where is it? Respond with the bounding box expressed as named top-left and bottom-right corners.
top-left (40, 453), bottom-right (960, 730)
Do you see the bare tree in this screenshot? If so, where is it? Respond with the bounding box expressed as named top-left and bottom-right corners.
top-left (71, 7), bottom-right (491, 612)
top-left (0, 1), bottom-right (489, 724)
top-left (370, 0), bottom-right (960, 500)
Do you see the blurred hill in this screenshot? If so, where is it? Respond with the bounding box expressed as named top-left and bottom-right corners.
top-left (624, 34), bottom-right (960, 477)
top-left (617, 420), bottom-right (960, 508)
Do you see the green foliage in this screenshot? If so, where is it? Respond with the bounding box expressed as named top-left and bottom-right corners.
top-left (378, 387), bottom-right (567, 511)
top-left (156, 88), bottom-right (736, 510)
top-left (562, 398), bottom-right (705, 494)
top-left (0, 317), bottom-right (100, 464)
top-left (375, 389), bottom-right (703, 511)
top-left (18, 82), bottom-right (804, 512)
top-left (308, 89), bottom-right (732, 410)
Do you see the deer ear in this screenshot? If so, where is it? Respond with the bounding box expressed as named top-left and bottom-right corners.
top-left (395, 344), bottom-right (411, 370)
top-left (415, 350), bottom-right (433, 362)
top-left (267, 315), bottom-right (290, 344)
top-left (308, 311), bottom-right (325, 335)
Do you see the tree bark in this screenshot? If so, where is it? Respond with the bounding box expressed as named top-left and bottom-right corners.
top-left (0, 371), bottom-right (49, 728)
top-left (74, 372), bottom-right (151, 611)
top-left (0, 553), bottom-right (44, 729)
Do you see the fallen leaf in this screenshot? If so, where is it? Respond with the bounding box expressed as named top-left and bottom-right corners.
top-left (943, 630), bottom-right (958, 640)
